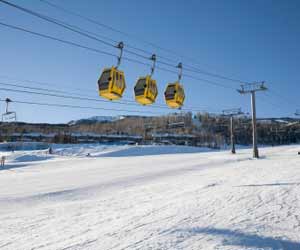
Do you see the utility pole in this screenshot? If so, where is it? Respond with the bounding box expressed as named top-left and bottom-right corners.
top-left (238, 82), bottom-right (267, 158)
top-left (222, 108), bottom-right (244, 154)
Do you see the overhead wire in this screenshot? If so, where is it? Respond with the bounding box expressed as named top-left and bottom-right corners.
top-left (0, 85), bottom-right (160, 110)
top-left (0, 81), bottom-right (167, 109)
top-left (0, 0), bottom-right (258, 117)
top-left (0, 21), bottom-right (117, 58)
top-left (0, 21), bottom-right (236, 90)
top-left (0, 81), bottom-right (216, 113)
top-left (0, 88), bottom-right (164, 115)
top-left (0, 75), bottom-right (220, 113)
top-left (0, 98), bottom-right (162, 114)
top-left (39, 0), bottom-right (242, 81)
top-left (0, 76), bottom-right (154, 106)
top-left (0, 0), bottom-right (115, 47)
top-left (260, 92), bottom-right (290, 114)
top-left (1, 72), bottom-right (211, 109)
top-left (0, 74), bottom-right (93, 95)
top-left (1, 0), bottom-right (249, 86)
top-left (39, 0), bottom-right (250, 85)
top-left (38, 0), bottom-right (194, 64)
top-left (39, 0), bottom-right (158, 57)
top-left (0, 81), bottom-right (92, 96)
top-left (268, 89), bottom-right (299, 108)
top-left (0, 0), bottom-right (154, 62)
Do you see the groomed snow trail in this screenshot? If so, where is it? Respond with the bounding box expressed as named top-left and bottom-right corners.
top-left (0, 145), bottom-right (299, 250)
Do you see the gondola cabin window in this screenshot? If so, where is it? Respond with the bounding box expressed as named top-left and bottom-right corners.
top-left (98, 70), bottom-right (111, 91)
top-left (134, 78), bottom-right (147, 96)
top-left (165, 85), bottom-right (176, 100)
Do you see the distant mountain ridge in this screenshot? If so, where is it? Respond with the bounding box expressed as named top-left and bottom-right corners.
top-left (68, 115), bottom-right (125, 125)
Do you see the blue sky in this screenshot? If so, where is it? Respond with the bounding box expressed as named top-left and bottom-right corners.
top-left (0, 0), bottom-right (299, 123)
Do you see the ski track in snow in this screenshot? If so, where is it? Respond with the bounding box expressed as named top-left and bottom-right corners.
top-left (0, 145), bottom-right (299, 250)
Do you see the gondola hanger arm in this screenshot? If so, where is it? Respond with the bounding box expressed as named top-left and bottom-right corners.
top-left (116, 41), bottom-right (124, 69)
top-left (150, 54), bottom-right (156, 77)
top-left (177, 62), bottom-right (183, 82)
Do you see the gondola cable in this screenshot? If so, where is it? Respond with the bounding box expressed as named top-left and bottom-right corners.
top-left (0, 98), bottom-right (162, 115)
top-left (1, 0), bottom-right (249, 85)
top-left (0, 77), bottom-right (217, 112)
top-left (0, 82), bottom-right (216, 113)
top-left (39, 0), bottom-right (242, 80)
top-left (39, 0), bottom-right (251, 85)
top-left (0, 21), bottom-right (235, 90)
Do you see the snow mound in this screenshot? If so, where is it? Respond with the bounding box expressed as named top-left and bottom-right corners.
top-left (100, 145), bottom-right (211, 157)
top-left (2, 149), bottom-right (54, 164)
top-left (51, 144), bottom-right (211, 158)
top-left (12, 154), bottom-right (54, 163)
top-left (52, 143), bottom-right (129, 157)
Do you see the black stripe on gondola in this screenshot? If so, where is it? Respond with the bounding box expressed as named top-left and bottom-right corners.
top-left (134, 88), bottom-right (145, 96)
top-left (165, 94), bottom-right (175, 100)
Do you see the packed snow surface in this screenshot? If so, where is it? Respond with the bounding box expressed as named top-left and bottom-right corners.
top-left (0, 144), bottom-right (299, 250)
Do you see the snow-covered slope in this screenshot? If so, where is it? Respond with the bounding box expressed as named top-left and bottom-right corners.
top-left (0, 145), bottom-right (299, 250)
top-left (51, 144), bottom-right (211, 157)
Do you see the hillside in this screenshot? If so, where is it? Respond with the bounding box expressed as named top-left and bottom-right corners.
top-left (1, 113), bottom-right (299, 146)
top-left (0, 144), bottom-right (299, 249)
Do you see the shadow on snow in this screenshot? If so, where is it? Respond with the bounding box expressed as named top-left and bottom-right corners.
top-left (171, 227), bottom-right (300, 250)
top-left (99, 146), bottom-right (212, 157)
top-left (0, 163), bottom-right (31, 171)
top-left (236, 182), bottom-right (300, 187)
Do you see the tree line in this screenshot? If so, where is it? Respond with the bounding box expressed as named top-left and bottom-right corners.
top-left (0, 113), bottom-right (299, 147)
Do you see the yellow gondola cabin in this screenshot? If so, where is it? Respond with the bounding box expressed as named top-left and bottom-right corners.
top-left (164, 82), bottom-right (185, 108)
top-left (134, 75), bottom-right (158, 105)
top-left (98, 66), bottom-right (126, 100)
